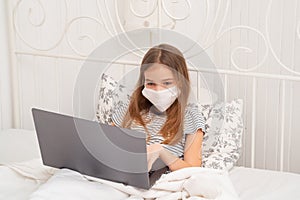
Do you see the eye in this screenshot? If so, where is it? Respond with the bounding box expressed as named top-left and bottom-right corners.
top-left (146, 82), bottom-right (156, 86)
top-left (163, 81), bottom-right (173, 86)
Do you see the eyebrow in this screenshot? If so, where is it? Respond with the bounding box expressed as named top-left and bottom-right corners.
top-left (162, 78), bottom-right (174, 81)
top-left (145, 78), bottom-right (174, 82)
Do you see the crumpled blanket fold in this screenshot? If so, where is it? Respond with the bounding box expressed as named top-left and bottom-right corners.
top-left (2, 158), bottom-right (57, 182)
top-left (28, 166), bottom-right (239, 200)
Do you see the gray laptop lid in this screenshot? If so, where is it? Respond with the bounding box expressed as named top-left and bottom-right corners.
top-left (32, 108), bottom-right (152, 189)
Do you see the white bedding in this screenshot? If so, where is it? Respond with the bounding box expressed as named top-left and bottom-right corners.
top-left (1, 161), bottom-right (300, 200)
top-left (33, 167), bottom-right (238, 200)
top-left (1, 129), bottom-right (300, 200)
top-left (229, 166), bottom-right (300, 200)
top-left (0, 166), bottom-right (39, 200)
top-left (0, 159), bottom-right (239, 200)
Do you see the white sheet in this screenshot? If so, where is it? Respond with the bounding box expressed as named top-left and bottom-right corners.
top-left (29, 168), bottom-right (129, 200)
top-left (0, 159), bottom-right (56, 200)
top-left (0, 166), bottom-right (39, 200)
top-left (1, 159), bottom-right (300, 200)
top-left (1, 159), bottom-right (239, 200)
top-left (229, 166), bottom-right (300, 200)
top-left (29, 167), bottom-right (239, 200)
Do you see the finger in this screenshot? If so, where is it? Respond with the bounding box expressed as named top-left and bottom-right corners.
top-left (148, 162), bottom-right (152, 172)
top-left (147, 157), bottom-right (155, 172)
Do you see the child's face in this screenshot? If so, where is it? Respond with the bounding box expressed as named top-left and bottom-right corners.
top-left (144, 63), bottom-right (176, 91)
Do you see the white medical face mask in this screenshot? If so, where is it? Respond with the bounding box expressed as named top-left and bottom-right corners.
top-left (142, 86), bottom-right (180, 112)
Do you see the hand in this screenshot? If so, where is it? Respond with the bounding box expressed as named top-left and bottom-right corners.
top-left (146, 143), bottom-right (163, 171)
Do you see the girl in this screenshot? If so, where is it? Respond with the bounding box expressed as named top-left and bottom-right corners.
top-left (112, 44), bottom-right (205, 172)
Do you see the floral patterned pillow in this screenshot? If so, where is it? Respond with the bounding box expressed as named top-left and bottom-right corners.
top-left (199, 99), bottom-right (244, 171)
top-left (96, 74), bottom-right (243, 171)
top-left (95, 74), bottom-right (130, 124)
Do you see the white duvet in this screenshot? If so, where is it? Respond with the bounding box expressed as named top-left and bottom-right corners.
top-left (0, 159), bottom-right (239, 200)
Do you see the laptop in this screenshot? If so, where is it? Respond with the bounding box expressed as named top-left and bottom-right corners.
top-left (32, 108), bottom-right (168, 189)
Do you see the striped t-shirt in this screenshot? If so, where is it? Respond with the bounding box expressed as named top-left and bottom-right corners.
top-left (111, 102), bottom-right (206, 158)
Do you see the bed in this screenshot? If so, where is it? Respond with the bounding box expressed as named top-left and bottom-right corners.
top-left (3, 0), bottom-right (300, 198)
top-left (1, 128), bottom-right (300, 200)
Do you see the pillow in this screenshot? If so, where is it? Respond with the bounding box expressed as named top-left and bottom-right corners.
top-left (199, 99), bottom-right (243, 171)
top-left (96, 74), bottom-right (243, 171)
top-left (0, 129), bottom-right (41, 164)
top-left (95, 73), bottom-right (130, 124)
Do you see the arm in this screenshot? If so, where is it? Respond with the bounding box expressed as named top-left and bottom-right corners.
top-left (147, 129), bottom-right (204, 171)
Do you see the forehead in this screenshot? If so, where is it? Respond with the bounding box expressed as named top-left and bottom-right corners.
top-left (144, 63), bottom-right (174, 80)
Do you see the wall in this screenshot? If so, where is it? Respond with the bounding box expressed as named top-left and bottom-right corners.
top-left (5, 0), bottom-right (300, 173)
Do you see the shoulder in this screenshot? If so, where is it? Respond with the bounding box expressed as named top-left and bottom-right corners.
top-left (111, 100), bottom-right (129, 126)
top-left (184, 103), bottom-right (203, 120)
top-left (183, 103), bottom-right (206, 135)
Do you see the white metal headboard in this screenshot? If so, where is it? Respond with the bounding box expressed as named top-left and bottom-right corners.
top-left (4, 0), bottom-right (300, 173)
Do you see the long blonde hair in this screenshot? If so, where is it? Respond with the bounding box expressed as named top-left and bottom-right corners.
top-left (121, 44), bottom-right (190, 145)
